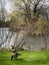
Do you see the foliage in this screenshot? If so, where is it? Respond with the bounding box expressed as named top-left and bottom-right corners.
top-left (36, 18), bottom-right (49, 34)
top-left (9, 0), bottom-right (49, 34)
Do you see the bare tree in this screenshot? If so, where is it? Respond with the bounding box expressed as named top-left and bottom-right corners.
top-left (13, 0), bottom-right (48, 36)
top-left (14, 0), bottom-right (48, 21)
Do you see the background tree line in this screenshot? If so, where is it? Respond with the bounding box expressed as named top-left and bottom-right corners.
top-left (0, 0), bottom-right (49, 49)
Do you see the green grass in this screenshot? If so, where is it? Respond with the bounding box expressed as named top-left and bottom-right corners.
top-left (0, 50), bottom-right (49, 65)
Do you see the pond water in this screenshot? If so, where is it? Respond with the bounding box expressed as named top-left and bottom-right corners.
top-left (0, 28), bottom-right (16, 48)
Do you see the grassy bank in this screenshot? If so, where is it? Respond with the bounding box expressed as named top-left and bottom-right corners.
top-left (0, 50), bottom-right (49, 65)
